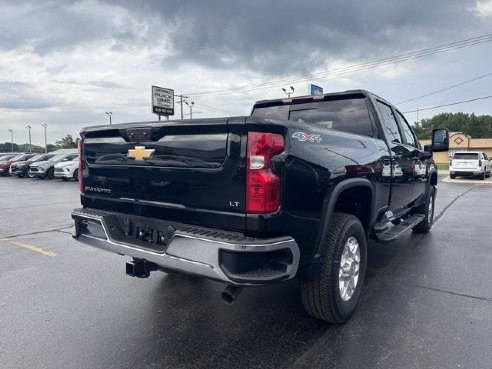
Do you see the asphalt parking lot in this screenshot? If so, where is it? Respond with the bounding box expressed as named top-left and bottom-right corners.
top-left (1, 176), bottom-right (491, 369)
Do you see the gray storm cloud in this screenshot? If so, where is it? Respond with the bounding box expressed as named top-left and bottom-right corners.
top-left (0, 0), bottom-right (486, 76)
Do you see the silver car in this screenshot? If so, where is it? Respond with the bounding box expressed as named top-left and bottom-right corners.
top-left (28, 150), bottom-right (78, 179)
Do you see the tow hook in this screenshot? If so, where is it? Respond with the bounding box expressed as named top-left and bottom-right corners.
top-left (220, 284), bottom-right (243, 304)
top-left (126, 259), bottom-right (158, 278)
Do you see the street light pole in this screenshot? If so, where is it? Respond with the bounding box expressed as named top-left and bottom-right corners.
top-left (105, 111), bottom-right (112, 125)
top-left (185, 101), bottom-right (194, 119)
top-left (26, 125), bottom-right (32, 153)
top-left (42, 123), bottom-right (48, 153)
top-left (282, 86), bottom-right (295, 98)
top-left (8, 129), bottom-right (13, 153)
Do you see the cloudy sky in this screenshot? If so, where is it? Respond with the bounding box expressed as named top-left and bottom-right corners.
top-left (1, 0), bottom-right (492, 146)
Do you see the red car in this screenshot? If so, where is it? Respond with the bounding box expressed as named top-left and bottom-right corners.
top-left (0, 153), bottom-right (37, 176)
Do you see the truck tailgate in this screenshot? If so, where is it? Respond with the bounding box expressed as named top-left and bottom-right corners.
top-left (80, 118), bottom-right (246, 230)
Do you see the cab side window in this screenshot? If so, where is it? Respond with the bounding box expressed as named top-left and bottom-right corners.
top-left (396, 111), bottom-right (418, 148)
top-left (376, 101), bottom-right (402, 143)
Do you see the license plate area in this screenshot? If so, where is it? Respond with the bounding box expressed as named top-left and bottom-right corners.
top-left (106, 214), bottom-right (177, 253)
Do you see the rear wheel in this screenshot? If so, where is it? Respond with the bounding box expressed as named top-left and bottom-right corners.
top-left (300, 213), bottom-right (367, 323)
top-left (480, 171), bottom-right (486, 180)
top-left (450, 174), bottom-right (456, 179)
top-left (413, 186), bottom-right (435, 233)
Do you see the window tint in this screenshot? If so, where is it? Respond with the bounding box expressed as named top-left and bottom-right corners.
top-left (251, 105), bottom-right (289, 120)
top-left (376, 101), bottom-right (402, 143)
top-left (453, 153), bottom-right (479, 160)
top-left (289, 98), bottom-right (375, 137)
top-left (253, 97), bottom-right (375, 137)
top-left (396, 111), bottom-right (417, 147)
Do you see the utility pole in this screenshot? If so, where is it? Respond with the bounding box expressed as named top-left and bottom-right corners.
top-left (174, 94), bottom-right (188, 120)
top-left (105, 111), bottom-right (112, 125)
top-left (8, 129), bottom-right (13, 153)
top-left (185, 101), bottom-right (194, 119)
top-left (416, 108), bottom-right (419, 124)
top-left (42, 123), bottom-right (48, 153)
top-left (26, 125), bottom-right (32, 153)
top-left (282, 86), bottom-right (295, 98)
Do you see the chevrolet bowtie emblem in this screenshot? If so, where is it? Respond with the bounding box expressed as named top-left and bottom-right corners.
top-left (128, 146), bottom-right (155, 161)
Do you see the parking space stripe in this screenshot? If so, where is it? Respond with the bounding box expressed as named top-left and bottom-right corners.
top-left (0, 238), bottom-right (57, 257)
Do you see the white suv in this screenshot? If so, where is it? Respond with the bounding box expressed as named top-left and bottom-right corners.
top-left (54, 157), bottom-right (79, 181)
top-left (450, 151), bottom-right (491, 180)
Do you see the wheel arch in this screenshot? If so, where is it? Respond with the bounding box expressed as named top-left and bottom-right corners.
top-left (313, 178), bottom-right (375, 259)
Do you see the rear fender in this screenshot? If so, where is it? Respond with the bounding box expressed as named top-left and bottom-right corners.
top-left (314, 178), bottom-right (375, 259)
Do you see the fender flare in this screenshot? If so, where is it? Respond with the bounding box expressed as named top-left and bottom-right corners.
top-left (313, 178), bottom-right (375, 259)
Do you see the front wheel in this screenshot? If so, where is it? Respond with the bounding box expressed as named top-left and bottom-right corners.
top-left (413, 186), bottom-right (435, 233)
top-left (300, 213), bottom-right (367, 323)
top-left (73, 169), bottom-right (78, 181)
top-left (46, 168), bottom-right (54, 179)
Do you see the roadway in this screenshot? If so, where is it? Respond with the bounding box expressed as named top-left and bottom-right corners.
top-left (0, 177), bottom-right (491, 369)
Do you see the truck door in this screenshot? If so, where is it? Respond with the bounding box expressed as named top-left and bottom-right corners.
top-left (394, 110), bottom-right (428, 203)
top-left (375, 100), bottom-right (414, 210)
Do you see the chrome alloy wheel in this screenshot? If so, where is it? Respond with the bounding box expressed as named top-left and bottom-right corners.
top-left (338, 236), bottom-right (360, 301)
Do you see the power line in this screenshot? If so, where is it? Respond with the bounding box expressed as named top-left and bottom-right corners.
top-left (402, 94), bottom-right (492, 113)
top-left (185, 33), bottom-right (492, 97)
top-left (396, 71), bottom-right (492, 105)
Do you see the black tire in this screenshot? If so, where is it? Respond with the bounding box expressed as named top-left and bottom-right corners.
top-left (480, 171), bottom-right (486, 180)
top-left (450, 174), bottom-right (456, 179)
top-left (300, 213), bottom-right (367, 324)
top-left (46, 167), bottom-right (54, 179)
top-left (413, 186), bottom-right (435, 233)
top-left (62, 177), bottom-right (69, 181)
top-left (486, 170), bottom-right (491, 178)
top-left (73, 169), bottom-right (78, 181)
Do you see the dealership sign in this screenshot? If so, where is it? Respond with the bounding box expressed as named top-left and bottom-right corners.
top-left (308, 84), bottom-right (323, 95)
top-left (152, 86), bottom-right (174, 116)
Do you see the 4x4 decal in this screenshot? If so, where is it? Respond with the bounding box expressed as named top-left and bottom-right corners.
top-left (292, 132), bottom-right (322, 143)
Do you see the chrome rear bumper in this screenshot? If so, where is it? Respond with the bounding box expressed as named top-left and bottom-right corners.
top-left (71, 208), bottom-right (300, 285)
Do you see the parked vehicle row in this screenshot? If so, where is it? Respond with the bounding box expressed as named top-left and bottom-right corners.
top-left (0, 149), bottom-right (78, 181)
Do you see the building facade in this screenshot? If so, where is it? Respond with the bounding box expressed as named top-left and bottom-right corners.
top-left (420, 132), bottom-right (492, 164)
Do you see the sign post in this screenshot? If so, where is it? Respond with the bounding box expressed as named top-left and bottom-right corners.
top-left (152, 86), bottom-right (174, 120)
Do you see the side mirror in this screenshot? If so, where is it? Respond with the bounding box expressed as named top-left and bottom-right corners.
top-left (419, 151), bottom-right (432, 160)
top-left (431, 128), bottom-right (449, 152)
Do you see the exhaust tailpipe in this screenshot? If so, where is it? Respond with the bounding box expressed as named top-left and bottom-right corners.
top-left (221, 284), bottom-right (243, 304)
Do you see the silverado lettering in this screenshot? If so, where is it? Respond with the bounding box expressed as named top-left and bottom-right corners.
top-left (72, 90), bottom-right (449, 323)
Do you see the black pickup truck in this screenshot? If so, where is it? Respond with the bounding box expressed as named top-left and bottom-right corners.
top-left (72, 90), bottom-right (449, 323)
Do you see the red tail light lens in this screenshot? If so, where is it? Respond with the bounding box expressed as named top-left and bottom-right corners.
top-left (246, 132), bottom-right (284, 213)
top-left (78, 138), bottom-right (84, 193)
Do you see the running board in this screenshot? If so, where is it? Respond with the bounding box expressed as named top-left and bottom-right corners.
top-left (376, 214), bottom-right (425, 243)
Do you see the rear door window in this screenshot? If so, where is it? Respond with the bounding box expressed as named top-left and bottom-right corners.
top-left (376, 101), bottom-right (402, 143)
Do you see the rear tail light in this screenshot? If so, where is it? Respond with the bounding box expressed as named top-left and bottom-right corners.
top-left (479, 159), bottom-right (482, 166)
top-left (78, 138), bottom-right (84, 193)
top-left (246, 132), bottom-right (284, 214)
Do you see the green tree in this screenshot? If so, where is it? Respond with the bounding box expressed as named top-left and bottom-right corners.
top-left (0, 142), bottom-right (19, 152)
top-left (55, 134), bottom-right (77, 149)
top-left (413, 112), bottom-right (492, 140)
